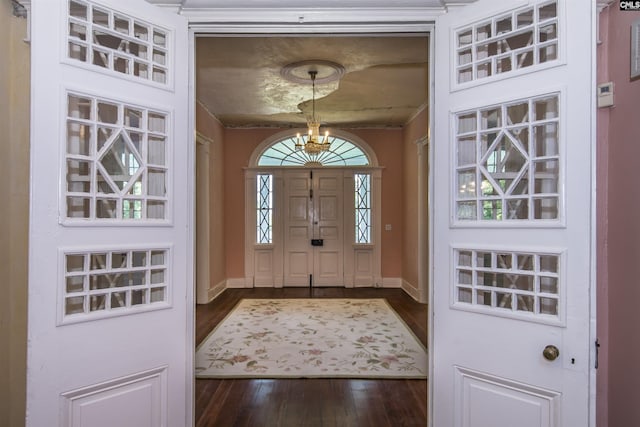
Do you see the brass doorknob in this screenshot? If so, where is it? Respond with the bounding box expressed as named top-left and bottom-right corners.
top-left (543, 345), bottom-right (560, 361)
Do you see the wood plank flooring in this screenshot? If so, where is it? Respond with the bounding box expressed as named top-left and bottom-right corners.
top-left (195, 288), bottom-right (428, 427)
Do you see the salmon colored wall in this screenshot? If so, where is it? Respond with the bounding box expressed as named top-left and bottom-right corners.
top-left (0, 5), bottom-right (28, 427)
top-left (222, 127), bottom-right (404, 279)
top-left (402, 108), bottom-right (429, 291)
top-left (350, 129), bottom-right (404, 278)
top-left (195, 103), bottom-right (226, 290)
top-left (223, 129), bottom-right (280, 278)
top-left (598, 6), bottom-right (640, 427)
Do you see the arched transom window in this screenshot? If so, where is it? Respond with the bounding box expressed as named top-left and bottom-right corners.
top-left (257, 135), bottom-right (370, 166)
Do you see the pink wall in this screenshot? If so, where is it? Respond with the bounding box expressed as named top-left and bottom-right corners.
top-left (223, 128), bottom-right (276, 278)
top-left (222, 127), bottom-right (404, 279)
top-left (598, 6), bottom-right (640, 427)
top-left (351, 129), bottom-right (404, 278)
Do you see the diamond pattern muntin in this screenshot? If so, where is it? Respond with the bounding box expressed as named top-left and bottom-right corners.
top-left (257, 174), bottom-right (273, 244)
top-left (66, 93), bottom-right (169, 220)
top-left (355, 174), bottom-right (371, 244)
top-left (455, 93), bottom-right (561, 221)
top-left (99, 131), bottom-right (141, 191)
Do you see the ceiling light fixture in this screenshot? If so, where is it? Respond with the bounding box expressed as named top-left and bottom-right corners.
top-left (295, 70), bottom-right (331, 154)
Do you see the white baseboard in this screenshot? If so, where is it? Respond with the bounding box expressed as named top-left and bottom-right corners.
top-left (382, 277), bottom-right (402, 288)
top-left (401, 279), bottom-right (420, 301)
top-left (206, 280), bottom-right (226, 302)
top-left (226, 278), bottom-right (252, 288)
top-left (222, 276), bottom-right (422, 303)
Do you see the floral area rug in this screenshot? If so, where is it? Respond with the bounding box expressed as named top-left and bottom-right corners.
top-left (195, 298), bottom-right (427, 379)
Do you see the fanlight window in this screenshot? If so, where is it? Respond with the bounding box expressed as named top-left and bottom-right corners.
top-left (258, 135), bottom-right (370, 167)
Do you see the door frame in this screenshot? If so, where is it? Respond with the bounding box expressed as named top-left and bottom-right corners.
top-left (186, 6), bottom-right (596, 427)
top-left (243, 166), bottom-right (384, 288)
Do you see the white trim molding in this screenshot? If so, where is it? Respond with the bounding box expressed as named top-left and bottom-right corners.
top-left (402, 279), bottom-right (421, 301)
top-left (205, 280), bottom-right (226, 303)
top-left (15, 0), bottom-right (31, 42)
top-left (195, 133), bottom-right (212, 305)
top-left (596, 0), bottom-right (616, 44)
top-left (415, 134), bottom-right (429, 303)
top-left (382, 277), bottom-right (403, 288)
top-left (226, 278), bottom-right (253, 289)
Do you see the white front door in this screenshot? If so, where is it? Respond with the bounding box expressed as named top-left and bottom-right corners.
top-left (311, 169), bottom-right (345, 286)
top-left (28, 1), bottom-right (191, 426)
top-left (432, 1), bottom-right (594, 426)
top-left (283, 170), bottom-right (314, 285)
top-left (283, 169), bottom-right (344, 286)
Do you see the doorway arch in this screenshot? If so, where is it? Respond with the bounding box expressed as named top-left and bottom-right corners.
top-left (248, 128), bottom-right (379, 167)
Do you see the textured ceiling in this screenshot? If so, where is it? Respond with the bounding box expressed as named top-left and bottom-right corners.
top-left (196, 35), bottom-right (429, 128)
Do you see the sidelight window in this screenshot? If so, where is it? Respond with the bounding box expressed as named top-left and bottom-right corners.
top-left (354, 173), bottom-right (371, 244)
top-left (256, 174), bottom-right (273, 244)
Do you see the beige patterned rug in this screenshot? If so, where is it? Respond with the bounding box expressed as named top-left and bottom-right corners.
top-left (195, 298), bottom-right (427, 379)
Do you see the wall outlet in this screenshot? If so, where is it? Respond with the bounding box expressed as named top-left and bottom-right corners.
top-left (385, 224), bottom-right (392, 231)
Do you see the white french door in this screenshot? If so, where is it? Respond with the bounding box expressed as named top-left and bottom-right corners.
top-left (432, 1), bottom-right (594, 426)
top-left (28, 1), bottom-right (191, 426)
top-left (283, 169), bottom-right (344, 286)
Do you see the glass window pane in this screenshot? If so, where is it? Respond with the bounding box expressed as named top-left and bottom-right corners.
top-left (354, 174), bottom-right (371, 244)
top-left (66, 255), bottom-right (86, 273)
top-left (67, 2), bottom-right (169, 84)
top-left (150, 287), bottom-right (165, 303)
top-left (67, 159), bottom-right (92, 193)
top-left (455, 249), bottom-right (561, 321)
top-left (258, 137), bottom-right (369, 166)
top-left (62, 248), bottom-right (171, 322)
top-left (455, 93), bottom-right (560, 222)
top-left (66, 296), bottom-right (85, 315)
top-left (454, 1), bottom-right (558, 84)
top-left (66, 275), bottom-right (85, 293)
top-left (257, 174), bottom-right (273, 244)
top-left (65, 94), bottom-right (170, 221)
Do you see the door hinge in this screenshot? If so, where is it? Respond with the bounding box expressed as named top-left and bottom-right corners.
top-left (595, 339), bottom-right (600, 369)
top-left (310, 189), bottom-right (313, 199)
top-left (310, 170), bottom-right (313, 179)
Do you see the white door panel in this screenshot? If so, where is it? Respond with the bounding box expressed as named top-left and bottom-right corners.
top-left (28, 1), bottom-right (190, 426)
top-left (432, 1), bottom-right (593, 426)
top-left (283, 171), bottom-right (314, 285)
top-left (282, 169), bottom-right (344, 286)
top-left (312, 170), bottom-right (344, 286)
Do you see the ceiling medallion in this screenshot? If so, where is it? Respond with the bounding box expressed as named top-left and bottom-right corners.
top-left (280, 60), bottom-right (345, 85)
top-left (282, 60), bottom-right (344, 155)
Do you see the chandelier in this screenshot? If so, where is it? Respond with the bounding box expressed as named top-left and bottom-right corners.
top-left (295, 70), bottom-right (331, 154)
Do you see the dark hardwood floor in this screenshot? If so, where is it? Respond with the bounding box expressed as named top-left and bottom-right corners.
top-left (195, 287), bottom-right (428, 427)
